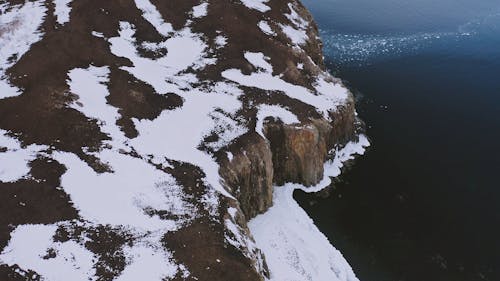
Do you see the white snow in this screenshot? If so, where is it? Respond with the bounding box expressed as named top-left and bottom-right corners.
top-left (192, 2), bottom-right (208, 18)
top-left (0, 146), bottom-right (36, 182)
top-left (248, 135), bottom-right (370, 281)
top-left (133, 0), bottom-right (173, 36)
top-left (116, 245), bottom-right (179, 281)
top-left (224, 208), bottom-right (267, 276)
top-left (109, 21), bottom-right (245, 200)
top-left (285, 3), bottom-right (308, 29)
top-left (67, 66), bottom-right (112, 121)
top-left (322, 135), bottom-right (370, 181)
top-left (255, 105), bottom-right (299, 138)
top-left (228, 207), bottom-right (238, 218)
top-left (215, 35), bottom-right (228, 47)
top-left (0, 1), bottom-right (46, 99)
top-left (91, 31), bottom-right (104, 38)
top-left (280, 4), bottom-right (309, 45)
top-left (129, 82), bottom-right (243, 199)
top-left (240, 0), bottom-right (271, 13)
top-left (109, 22), bottom-right (210, 93)
top-left (280, 24), bottom-right (308, 45)
top-left (222, 66), bottom-right (348, 119)
top-left (53, 150), bottom-right (195, 231)
top-left (0, 224), bottom-right (97, 281)
top-left (0, 79), bottom-right (20, 99)
top-left (67, 66), bottom-right (128, 149)
top-left (0, 129), bottom-right (46, 182)
top-left (108, 19), bottom-right (246, 201)
top-left (53, 0), bottom-right (72, 25)
top-left (206, 109), bottom-right (248, 152)
top-left (244, 52), bottom-right (272, 73)
top-left (258, 21), bottom-right (275, 36)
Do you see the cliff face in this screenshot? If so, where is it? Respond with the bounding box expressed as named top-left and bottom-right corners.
top-left (0, 0), bottom-right (362, 280)
top-left (219, 97), bottom-right (358, 220)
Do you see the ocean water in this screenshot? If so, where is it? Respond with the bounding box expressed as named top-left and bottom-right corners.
top-left (296, 1), bottom-right (500, 281)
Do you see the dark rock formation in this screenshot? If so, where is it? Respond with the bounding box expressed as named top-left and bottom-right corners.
top-left (219, 96), bottom-right (358, 220)
top-left (219, 132), bottom-right (274, 220)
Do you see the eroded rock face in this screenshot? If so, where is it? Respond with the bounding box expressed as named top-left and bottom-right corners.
top-left (219, 132), bottom-right (274, 220)
top-left (219, 97), bottom-right (358, 220)
top-left (269, 95), bottom-right (358, 188)
top-left (0, 0), bottom-right (360, 280)
top-left (265, 119), bottom-right (330, 187)
top-left (218, 104), bottom-right (358, 218)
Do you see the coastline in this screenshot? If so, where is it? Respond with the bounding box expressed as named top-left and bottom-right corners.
top-left (249, 135), bottom-right (369, 281)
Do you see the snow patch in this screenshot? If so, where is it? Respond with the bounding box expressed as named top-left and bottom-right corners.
top-left (240, 0), bottom-right (270, 13)
top-left (0, 1), bottom-right (46, 99)
top-left (109, 20), bottom-right (243, 202)
top-left (227, 151), bottom-right (234, 162)
top-left (67, 66), bottom-right (128, 150)
top-left (255, 105), bottom-right (299, 138)
top-left (0, 224), bottom-right (97, 281)
top-left (133, 0), bottom-right (173, 36)
top-left (244, 52), bottom-right (272, 73)
top-left (130, 82), bottom-right (243, 199)
top-left (280, 4), bottom-right (309, 45)
top-left (109, 22), bottom-right (211, 93)
top-left (53, 0), bottom-right (72, 25)
top-left (0, 130), bottom-right (47, 182)
top-left (228, 207), bottom-right (238, 219)
top-left (248, 136), bottom-right (370, 281)
top-left (224, 212), bottom-right (267, 276)
top-left (192, 2), bottom-right (208, 18)
top-left (215, 35), bottom-right (228, 47)
top-left (258, 21), bottom-right (275, 36)
top-left (91, 31), bottom-right (104, 38)
top-left (280, 24), bottom-right (308, 45)
top-left (222, 65), bottom-right (348, 119)
top-left (0, 79), bottom-right (20, 99)
top-left (53, 150), bottom-right (195, 231)
top-left (206, 109), bottom-right (248, 152)
top-left (116, 244), bottom-right (179, 281)
top-left (323, 135), bottom-right (370, 180)
top-left (285, 3), bottom-right (308, 29)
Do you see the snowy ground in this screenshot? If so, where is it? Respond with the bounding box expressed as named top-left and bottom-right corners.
top-left (249, 135), bottom-right (370, 281)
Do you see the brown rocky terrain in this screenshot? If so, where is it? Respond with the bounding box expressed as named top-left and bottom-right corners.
top-left (0, 0), bottom-right (364, 280)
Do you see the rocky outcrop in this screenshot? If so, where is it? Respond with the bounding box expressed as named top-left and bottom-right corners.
top-left (219, 132), bottom-right (274, 220)
top-left (265, 118), bottom-right (333, 187)
top-left (220, 94), bottom-right (358, 221)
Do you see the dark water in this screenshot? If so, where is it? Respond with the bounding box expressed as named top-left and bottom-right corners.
top-left (295, 1), bottom-right (500, 281)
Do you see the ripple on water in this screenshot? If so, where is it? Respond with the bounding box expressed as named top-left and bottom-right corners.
top-left (320, 30), bottom-right (472, 66)
top-left (320, 11), bottom-right (500, 67)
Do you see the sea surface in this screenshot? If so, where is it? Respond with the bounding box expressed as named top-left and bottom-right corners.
top-left (296, 1), bottom-right (500, 280)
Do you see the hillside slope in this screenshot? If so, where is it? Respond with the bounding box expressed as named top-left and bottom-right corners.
top-left (0, 0), bottom-right (367, 280)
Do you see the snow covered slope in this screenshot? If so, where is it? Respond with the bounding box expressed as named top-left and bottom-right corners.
top-left (0, 0), bottom-right (367, 280)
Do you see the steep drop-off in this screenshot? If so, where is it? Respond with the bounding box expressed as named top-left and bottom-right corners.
top-left (0, 0), bottom-right (366, 280)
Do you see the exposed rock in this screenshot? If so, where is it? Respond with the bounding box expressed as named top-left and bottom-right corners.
top-left (219, 97), bottom-right (358, 219)
top-left (264, 119), bottom-right (329, 187)
top-left (219, 132), bottom-right (274, 220)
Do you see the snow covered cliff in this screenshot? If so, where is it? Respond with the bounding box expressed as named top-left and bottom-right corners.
top-left (0, 0), bottom-right (368, 280)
